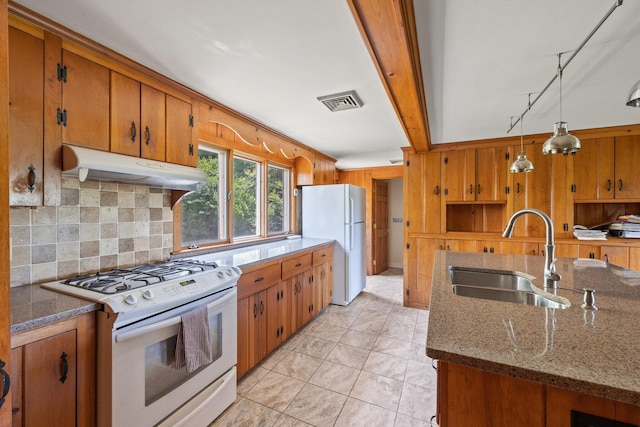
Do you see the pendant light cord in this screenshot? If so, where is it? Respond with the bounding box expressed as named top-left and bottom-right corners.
top-left (506, 0), bottom-right (623, 133)
top-left (558, 53), bottom-right (563, 123)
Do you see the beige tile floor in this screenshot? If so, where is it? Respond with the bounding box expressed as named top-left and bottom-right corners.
top-left (211, 268), bottom-right (437, 427)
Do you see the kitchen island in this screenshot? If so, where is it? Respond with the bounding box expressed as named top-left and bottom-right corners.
top-left (427, 250), bottom-right (640, 426)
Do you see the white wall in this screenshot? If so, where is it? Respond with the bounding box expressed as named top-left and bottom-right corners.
top-left (386, 178), bottom-right (403, 269)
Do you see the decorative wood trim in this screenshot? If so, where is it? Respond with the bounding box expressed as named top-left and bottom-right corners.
top-left (347, 0), bottom-right (430, 153)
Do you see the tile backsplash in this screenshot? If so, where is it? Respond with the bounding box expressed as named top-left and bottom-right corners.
top-left (10, 177), bottom-right (174, 287)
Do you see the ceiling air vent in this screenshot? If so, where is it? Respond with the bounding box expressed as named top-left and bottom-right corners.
top-left (317, 90), bottom-right (363, 112)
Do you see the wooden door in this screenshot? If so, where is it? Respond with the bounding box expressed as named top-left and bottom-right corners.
top-left (61, 50), bottom-right (109, 151)
top-left (166, 95), bottom-right (196, 166)
top-left (411, 238), bottom-right (439, 308)
top-left (573, 138), bottom-right (615, 201)
top-left (614, 135), bottom-right (640, 199)
top-left (287, 276), bottom-right (302, 333)
top-left (443, 150), bottom-right (470, 202)
top-left (9, 348), bottom-right (21, 427)
top-left (266, 282), bottom-right (288, 354)
top-left (24, 330), bottom-right (77, 427)
top-left (8, 26), bottom-right (44, 207)
top-left (601, 246), bottom-right (629, 268)
top-left (552, 152), bottom-right (574, 239)
top-left (372, 180), bottom-right (389, 274)
top-left (629, 248), bottom-right (640, 272)
top-left (424, 152), bottom-right (442, 234)
top-left (236, 296), bottom-right (250, 378)
top-left (475, 146), bottom-right (509, 202)
top-left (110, 71), bottom-right (141, 156)
top-left (1, 4), bottom-right (12, 425)
top-left (248, 291), bottom-right (267, 367)
top-left (523, 148), bottom-right (553, 237)
top-left (140, 84), bottom-right (166, 161)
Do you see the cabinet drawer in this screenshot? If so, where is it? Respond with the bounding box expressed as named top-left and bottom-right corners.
top-left (237, 263), bottom-right (281, 299)
top-left (312, 246), bottom-right (333, 266)
top-left (282, 253), bottom-right (312, 279)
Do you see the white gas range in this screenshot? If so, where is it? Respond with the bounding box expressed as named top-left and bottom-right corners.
top-left (41, 259), bottom-right (241, 427)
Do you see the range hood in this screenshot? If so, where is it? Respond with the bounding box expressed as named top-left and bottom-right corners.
top-left (62, 145), bottom-right (206, 191)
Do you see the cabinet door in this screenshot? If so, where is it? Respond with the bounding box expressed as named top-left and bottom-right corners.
top-left (237, 296), bottom-right (250, 378)
top-left (601, 246), bottom-right (629, 268)
top-left (61, 50), bottom-right (109, 151)
top-left (410, 238), bottom-right (438, 309)
top-left (248, 291), bottom-right (267, 367)
top-left (266, 282), bottom-right (289, 354)
top-left (24, 330), bottom-right (77, 427)
top-left (10, 347), bottom-right (22, 427)
top-left (9, 27), bottom-right (44, 207)
top-left (579, 245), bottom-right (600, 260)
top-left (319, 261), bottom-right (333, 309)
top-left (140, 84), bottom-right (166, 161)
top-left (166, 95), bottom-right (196, 167)
top-left (614, 135), bottom-right (640, 199)
top-left (443, 150), bottom-right (471, 202)
top-left (573, 138), bottom-right (615, 201)
top-left (110, 71), bottom-right (141, 156)
top-left (476, 146), bottom-right (509, 202)
top-left (555, 243), bottom-right (579, 258)
top-left (521, 148), bottom-right (553, 238)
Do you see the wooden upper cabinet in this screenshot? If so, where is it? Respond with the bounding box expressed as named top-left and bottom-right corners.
top-left (61, 49), bottom-right (110, 151)
top-left (8, 26), bottom-right (44, 206)
top-left (141, 84), bottom-right (166, 161)
top-left (573, 136), bottom-right (640, 200)
top-left (444, 147), bottom-right (509, 202)
top-left (166, 95), bottom-right (196, 167)
top-left (613, 135), bottom-right (640, 199)
top-left (110, 72), bottom-right (167, 160)
top-left (110, 72), bottom-right (141, 156)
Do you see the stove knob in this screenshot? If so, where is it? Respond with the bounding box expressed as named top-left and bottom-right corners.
top-left (217, 271), bottom-right (225, 278)
top-left (142, 290), bottom-right (155, 300)
top-left (225, 268), bottom-right (233, 276)
top-left (124, 294), bottom-right (139, 306)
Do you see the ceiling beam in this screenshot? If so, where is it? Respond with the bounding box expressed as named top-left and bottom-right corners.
top-left (347, 0), bottom-right (431, 153)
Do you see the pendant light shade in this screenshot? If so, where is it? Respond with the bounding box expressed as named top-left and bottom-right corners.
top-left (542, 54), bottom-right (580, 155)
top-left (626, 79), bottom-right (640, 107)
top-left (509, 114), bottom-right (534, 173)
top-left (542, 121), bottom-right (581, 154)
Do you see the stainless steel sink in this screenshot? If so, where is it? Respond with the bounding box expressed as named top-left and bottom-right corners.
top-left (448, 266), bottom-right (569, 309)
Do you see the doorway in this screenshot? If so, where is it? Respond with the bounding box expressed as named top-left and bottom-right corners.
top-left (372, 178), bottom-right (403, 274)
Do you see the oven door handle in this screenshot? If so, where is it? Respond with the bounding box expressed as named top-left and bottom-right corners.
top-left (115, 288), bottom-right (236, 343)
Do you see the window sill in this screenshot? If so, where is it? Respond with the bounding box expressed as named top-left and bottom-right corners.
top-left (171, 236), bottom-right (289, 259)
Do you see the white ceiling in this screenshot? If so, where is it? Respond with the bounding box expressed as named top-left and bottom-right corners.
top-left (13, 0), bottom-right (640, 169)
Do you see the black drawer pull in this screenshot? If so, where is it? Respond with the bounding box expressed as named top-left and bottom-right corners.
top-left (254, 277), bottom-right (264, 283)
top-left (295, 263), bottom-right (302, 267)
top-left (130, 121), bottom-right (137, 142)
top-left (0, 359), bottom-right (9, 410)
top-left (60, 352), bottom-right (68, 384)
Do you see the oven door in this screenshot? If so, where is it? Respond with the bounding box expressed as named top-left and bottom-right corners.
top-left (109, 286), bottom-right (237, 427)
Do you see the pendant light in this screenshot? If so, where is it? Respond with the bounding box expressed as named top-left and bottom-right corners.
top-left (542, 54), bottom-right (581, 155)
top-left (509, 114), bottom-right (534, 173)
top-left (626, 79), bottom-right (640, 107)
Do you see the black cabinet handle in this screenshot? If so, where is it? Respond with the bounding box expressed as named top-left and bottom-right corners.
top-left (607, 179), bottom-right (612, 192)
top-left (253, 303), bottom-right (258, 318)
top-left (254, 277), bottom-right (264, 283)
top-left (295, 263), bottom-right (302, 268)
top-left (476, 184), bottom-right (481, 194)
top-left (27, 164), bottom-right (36, 193)
top-left (434, 185), bottom-right (440, 196)
top-left (144, 126), bottom-right (151, 145)
top-left (130, 122), bottom-right (137, 142)
top-left (469, 184), bottom-right (474, 194)
top-left (0, 359), bottom-right (10, 410)
top-left (60, 352), bottom-right (68, 384)
top-left (260, 301), bottom-right (264, 314)
top-left (604, 254), bottom-right (609, 264)
top-left (619, 179), bottom-right (623, 192)
top-left (517, 182), bottom-right (521, 193)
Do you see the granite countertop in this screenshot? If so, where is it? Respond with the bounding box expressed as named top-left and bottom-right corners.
top-left (11, 284), bottom-right (99, 335)
top-left (10, 237), bottom-right (332, 334)
top-left (426, 250), bottom-right (640, 405)
top-left (184, 237), bottom-right (334, 268)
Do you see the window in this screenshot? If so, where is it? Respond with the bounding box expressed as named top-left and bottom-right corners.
top-left (233, 156), bottom-right (260, 238)
top-left (180, 147), bottom-right (227, 247)
top-left (268, 164), bottom-right (289, 235)
top-left (178, 143), bottom-right (291, 249)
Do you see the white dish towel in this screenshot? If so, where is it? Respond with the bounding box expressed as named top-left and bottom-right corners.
top-left (175, 305), bottom-right (213, 374)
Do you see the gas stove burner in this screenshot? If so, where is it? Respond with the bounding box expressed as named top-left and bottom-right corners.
top-left (61, 259), bottom-right (221, 294)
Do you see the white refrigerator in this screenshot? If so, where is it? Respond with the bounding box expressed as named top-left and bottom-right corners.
top-left (302, 184), bottom-right (366, 305)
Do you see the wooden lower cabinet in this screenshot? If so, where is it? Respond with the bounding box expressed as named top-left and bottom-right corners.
top-left (10, 312), bottom-right (95, 427)
top-left (437, 361), bottom-right (640, 427)
top-left (437, 361), bottom-right (544, 427)
top-left (237, 244), bottom-right (334, 377)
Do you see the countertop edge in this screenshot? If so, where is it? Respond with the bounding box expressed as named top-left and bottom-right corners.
top-left (11, 301), bottom-right (99, 335)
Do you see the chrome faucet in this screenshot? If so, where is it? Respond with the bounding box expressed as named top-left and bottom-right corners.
top-left (502, 209), bottom-right (561, 287)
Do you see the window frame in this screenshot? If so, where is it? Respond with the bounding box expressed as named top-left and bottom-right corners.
top-left (174, 142), bottom-right (293, 252)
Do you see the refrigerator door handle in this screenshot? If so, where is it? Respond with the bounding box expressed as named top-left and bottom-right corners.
top-left (349, 224), bottom-right (354, 250)
top-left (349, 196), bottom-right (354, 224)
